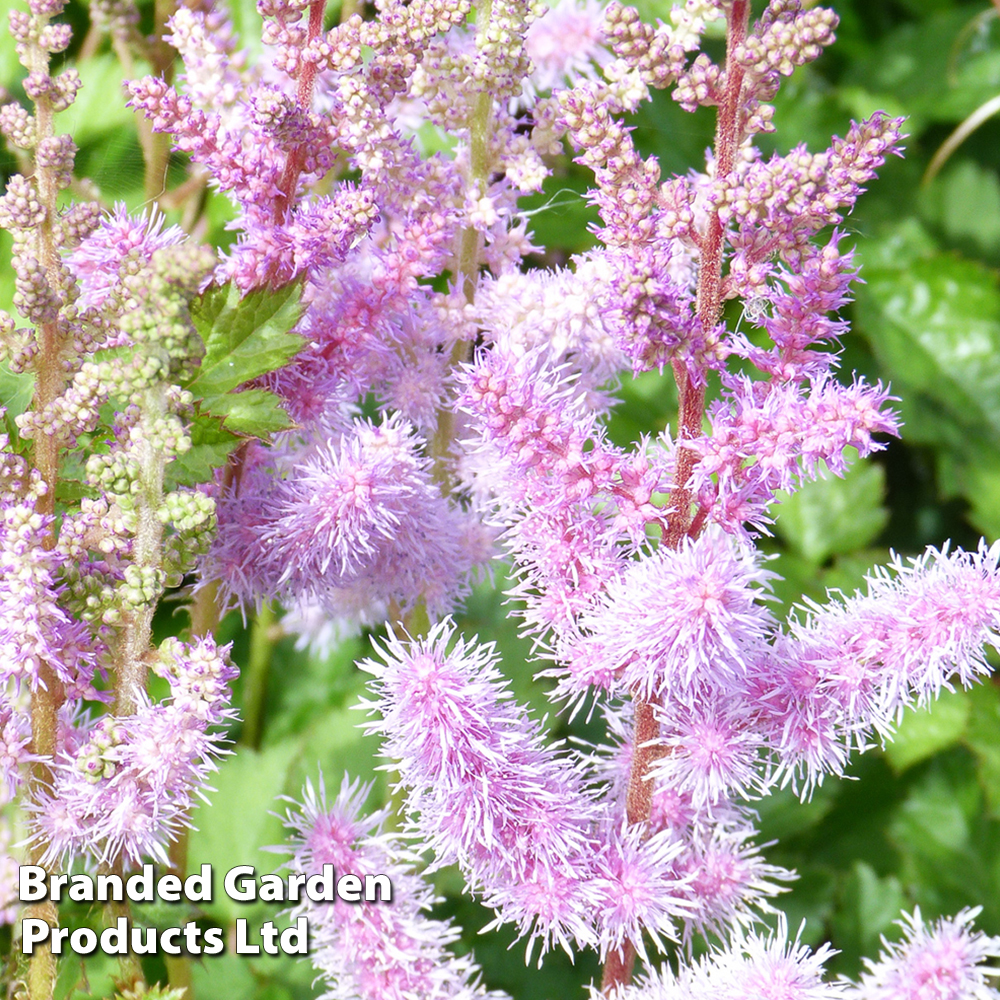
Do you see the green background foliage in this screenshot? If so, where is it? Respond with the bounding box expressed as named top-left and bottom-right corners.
top-left (4, 0), bottom-right (1000, 995)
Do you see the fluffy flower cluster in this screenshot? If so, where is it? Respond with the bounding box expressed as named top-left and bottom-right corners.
top-left (362, 621), bottom-right (692, 961)
top-left (5, 0), bottom-right (1000, 994)
top-left (30, 636), bottom-right (237, 866)
top-left (604, 909), bottom-right (1000, 1000)
top-left (208, 415), bottom-right (488, 621)
top-left (282, 775), bottom-right (508, 1000)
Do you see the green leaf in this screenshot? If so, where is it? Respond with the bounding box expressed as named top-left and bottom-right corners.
top-left (165, 413), bottom-right (241, 488)
top-left (187, 280), bottom-right (305, 398)
top-left (517, 170), bottom-right (600, 256)
top-left (831, 861), bottom-right (906, 970)
top-left (0, 362), bottom-right (34, 440)
top-left (855, 253), bottom-right (1000, 446)
top-left (846, 9), bottom-right (1000, 129)
top-left (263, 633), bottom-right (365, 744)
top-left (62, 54), bottom-right (140, 147)
top-left (754, 781), bottom-right (841, 841)
top-left (964, 682), bottom-right (1000, 819)
top-left (884, 688), bottom-right (971, 773)
top-left (920, 160), bottom-right (1000, 256)
top-left (190, 953), bottom-right (258, 1000)
top-left (283, 700), bottom-right (389, 805)
top-left (775, 454), bottom-right (889, 564)
top-left (0, 8), bottom-right (20, 89)
top-left (227, 0), bottom-right (266, 61)
top-left (187, 741), bottom-right (302, 925)
top-left (201, 388), bottom-right (296, 437)
top-left (888, 754), bottom-right (977, 859)
top-left (948, 445), bottom-right (1000, 540)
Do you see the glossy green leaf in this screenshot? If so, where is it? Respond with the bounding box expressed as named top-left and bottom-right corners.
top-left (166, 413), bottom-right (241, 488)
top-left (884, 688), bottom-right (971, 773)
top-left (775, 455), bottom-right (889, 564)
top-left (187, 280), bottom-right (305, 398)
top-left (201, 387), bottom-right (296, 436)
top-left (855, 253), bottom-right (1000, 445)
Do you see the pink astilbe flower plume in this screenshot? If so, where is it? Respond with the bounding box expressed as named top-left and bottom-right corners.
top-left (29, 636), bottom-right (237, 867)
top-left (845, 908), bottom-right (1000, 1000)
top-left (0, 492), bottom-right (100, 696)
top-left (361, 620), bottom-right (602, 954)
top-left (362, 620), bottom-right (691, 960)
top-left (605, 916), bottom-right (845, 1000)
top-left (65, 203), bottom-right (186, 311)
top-left (206, 416), bottom-right (482, 620)
top-left (576, 528), bottom-right (776, 701)
top-left (761, 540), bottom-right (1000, 791)
top-left (282, 774), bottom-right (509, 1000)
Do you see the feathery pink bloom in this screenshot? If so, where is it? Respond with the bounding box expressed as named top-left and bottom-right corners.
top-left (846, 908), bottom-right (1000, 1000)
top-left (30, 636), bottom-right (236, 867)
top-left (65, 204), bottom-right (186, 311)
top-left (577, 528), bottom-right (775, 701)
top-left (609, 916), bottom-right (843, 1000)
top-left (283, 775), bottom-right (509, 1000)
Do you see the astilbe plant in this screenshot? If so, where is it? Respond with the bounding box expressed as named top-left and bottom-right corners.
top-left (2, 0), bottom-right (1000, 997)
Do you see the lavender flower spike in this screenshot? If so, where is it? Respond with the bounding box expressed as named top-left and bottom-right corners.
top-left (283, 774), bottom-right (509, 1000)
top-left (361, 620), bottom-right (605, 957)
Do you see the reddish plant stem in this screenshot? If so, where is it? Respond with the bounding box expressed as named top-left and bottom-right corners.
top-left (600, 3), bottom-right (750, 993)
top-left (273, 0), bottom-right (327, 225)
top-left (600, 697), bottom-right (666, 989)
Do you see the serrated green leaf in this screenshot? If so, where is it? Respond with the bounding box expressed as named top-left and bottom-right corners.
top-left (884, 688), bottom-right (971, 773)
top-left (166, 414), bottom-right (241, 488)
top-left (201, 388), bottom-right (296, 436)
top-left (187, 280), bottom-right (305, 398)
top-left (855, 254), bottom-right (1000, 446)
top-left (775, 454), bottom-right (889, 564)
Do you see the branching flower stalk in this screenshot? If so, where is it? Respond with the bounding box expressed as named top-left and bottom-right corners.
top-left (603, 1), bottom-right (750, 987)
top-left (6, 0), bottom-right (1000, 998)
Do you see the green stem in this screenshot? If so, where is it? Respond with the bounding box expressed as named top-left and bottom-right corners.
top-left (430, 0), bottom-right (496, 486)
top-left (165, 827), bottom-right (192, 997)
top-left (241, 602), bottom-right (277, 750)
